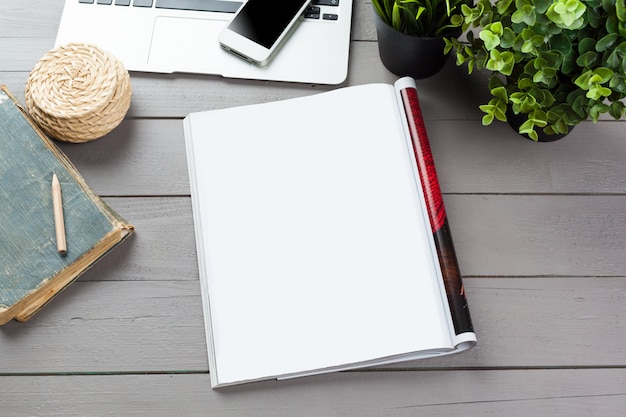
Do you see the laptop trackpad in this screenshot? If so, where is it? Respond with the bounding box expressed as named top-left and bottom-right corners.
top-left (148, 16), bottom-right (229, 73)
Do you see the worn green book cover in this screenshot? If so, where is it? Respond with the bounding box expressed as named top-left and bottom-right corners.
top-left (0, 85), bottom-right (134, 324)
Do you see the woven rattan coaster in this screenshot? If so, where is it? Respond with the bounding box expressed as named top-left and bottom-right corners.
top-left (25, 43), bottom-right (131, 143)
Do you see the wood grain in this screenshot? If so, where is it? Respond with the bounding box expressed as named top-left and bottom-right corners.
top-left (49, 118), bottom-right (626, 196)
top-left (1, 370), bottom-right (625, 417)
top-left (0, 0), bottom-right (624, 415)
top-left (0, 276), bottom-right (624, 373)
top-left (78, 196), bottom-right (626, 278)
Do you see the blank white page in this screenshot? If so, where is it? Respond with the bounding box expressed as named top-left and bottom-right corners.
top-left (185, 83), bottom-right (452, 386)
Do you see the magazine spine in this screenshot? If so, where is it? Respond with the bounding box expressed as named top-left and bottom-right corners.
top-left (399, 86), bottom-right (474, 335)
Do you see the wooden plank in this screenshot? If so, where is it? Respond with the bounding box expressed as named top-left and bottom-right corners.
top-left (445, 194), bottom-right (626, 277)
top-left (0, 39), bottom-right (54, 71)
top-left (0, 280), bottom-right (208, 374)
top-left (0, 1), bottom-right (62, 38)
top-left (429, 120), bottom-right (626, 194)
top-left (1, 370), bottom-right (625, 416)
top-left (22, 194), bottom-right (620, 284)
top-left (58, 119), bottom-right (192, 197)
top-left (0, 73), bottom-right (30, 103)
top-left (89, 194), bottom-right (626, 278)
top-left (50, 117), bottom-right (626, 197)
top-left (416, 276), bottom-right (626, 369)
top-left (0, 275), bottom-right (624, 373)
top-left (352, 0), bottom-right (379, 41)
top-left (78, 198), bottom-right (198, 282)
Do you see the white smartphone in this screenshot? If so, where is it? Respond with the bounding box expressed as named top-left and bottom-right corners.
top-left (219, 0), bottom-right (312, 66)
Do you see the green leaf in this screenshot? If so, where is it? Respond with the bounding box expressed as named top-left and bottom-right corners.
top-left (576, 51), bottom-right (598, 68)
top-left (569, 92), bottom-right (587, 118)
top-left (416, 6), bottom-right (426, 21)
top-left (518, 77), bottom-right (535, 90)
top-left (589, 103), bottom-right (610, 122)
top-left (443, 38), bottom-right (453, 54)
top-left (500, 27), bottom-right (517, 48)
top-left (488, 75), bottom-right (505, 90)
top-left (491, 85), bottom-right (508, 101)
top-left (391, 3), bottom-right (401, 31)
top-left (550, 33), bottom-right (572, 56)
top-left (546, 0), bottom-right (587, 29)
top-left (595, 67), bottom-right (615, 82)
top-left (479, 104), bottom-right (496, 125)
top-left (535, 0), bottom-right (552, 14)
top-left (518, 119), bottom-right (539, 141)
top-left (525, 109), bottom-right (549, 128)
top-left (512, 2), bottom-right (537, 26)
top-left (546, 109), bottom-right (570, 134)
top-left (609, 101), bottom-right (625, 119)
top-left (496, 0), bottom-right (514, 15)
top-left (610, 74), bottom-right (626, 93)
top-left (586, 85), bottom-right (612, 100)
top-left (489, 22), bottom-right (504, 36)
top-left (606, 42), bottom-right (626, 69)
top-left (479, 96), bottom-right (508, 125)
top-left (450, 14), bottom-right (464, 26)
top-left (493, 105), bottom-right (508, 121)
top-left (617, 0), bottom-right (626, 22)
top-left (486, 49), bottom-right (514, 74)
top-left (534, 68), bottom-right (558, 85)
top-left (480, 30), bottom-right (501, 50)
top-left (521, 39), bottom-right (535, 54)
top-left (596, 33), bottom-right (618, 52)
top-left (538, 89), bottom-right (555, 107)
top-left (578, 37), bottom-right (596, 54)
top-left (575, 70), bottom-right (594, 89)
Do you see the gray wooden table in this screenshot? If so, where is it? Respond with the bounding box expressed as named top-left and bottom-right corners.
top-left (2, 1), bottom-right (625, 415)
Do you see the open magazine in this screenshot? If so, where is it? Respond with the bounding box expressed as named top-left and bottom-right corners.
top-left (184, 77), bottom-right (476, 388)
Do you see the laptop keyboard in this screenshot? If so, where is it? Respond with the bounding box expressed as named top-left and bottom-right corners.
top-left (77, 0), bottom-right (341, 21)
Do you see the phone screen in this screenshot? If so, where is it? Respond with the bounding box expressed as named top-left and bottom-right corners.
top-left (228, 0), bottom-right (310, 49)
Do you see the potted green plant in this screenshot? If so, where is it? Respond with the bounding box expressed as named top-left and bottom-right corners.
top-left (445, 0), bottom-right (626, 141)
top-left (372, 0), bottom-right (471, 78)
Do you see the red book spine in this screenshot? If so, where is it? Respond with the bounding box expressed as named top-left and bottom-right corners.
top-left (400, 87), bottom-right (473, 335)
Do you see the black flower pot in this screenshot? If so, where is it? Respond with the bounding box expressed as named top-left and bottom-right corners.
top-left (373, 13), bottom-right (458, 79)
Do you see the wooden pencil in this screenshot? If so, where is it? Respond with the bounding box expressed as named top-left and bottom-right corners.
top-left (51, 173), bottom-right (67, 254)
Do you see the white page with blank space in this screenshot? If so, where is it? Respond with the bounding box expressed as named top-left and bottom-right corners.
top-left (185, 83), bottom-right (454, 386)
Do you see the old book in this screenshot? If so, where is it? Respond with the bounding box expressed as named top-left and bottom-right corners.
top-left (0, 85), bottom-right (134, 325)
top-left (184, 77), bottom-right (475, 388)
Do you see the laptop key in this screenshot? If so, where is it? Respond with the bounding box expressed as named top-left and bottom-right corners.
top-left (313, 0), bottom-right (339, 6)
top-left (155, 0), bottom-right (242, 13)
top-left (133, 0), bottom-right (153, 6)
top-left (97, 0), bottom-right (113, 4)
top-left (79, 0), bottom-right (95, 3)
top-left (115, 0), bottom-right (131, 5)
top-left (305, 6), bottom-right (321, 19)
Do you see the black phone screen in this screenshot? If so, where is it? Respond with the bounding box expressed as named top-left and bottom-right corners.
top-left (228, 0), bottom-right (310, 49)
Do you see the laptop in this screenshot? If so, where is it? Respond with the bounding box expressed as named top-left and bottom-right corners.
top-left (55, 0), bottom-right (353, 85)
